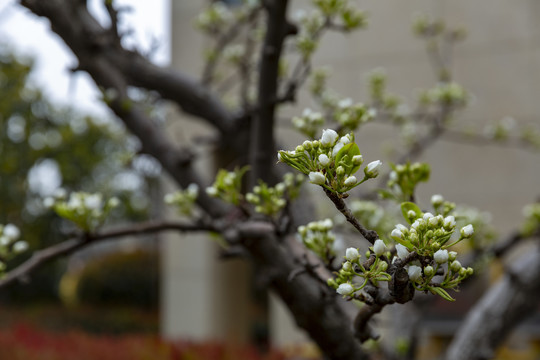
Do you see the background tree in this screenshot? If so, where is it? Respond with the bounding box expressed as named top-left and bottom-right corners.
top-left (2, 1), bottom-right (540, 359)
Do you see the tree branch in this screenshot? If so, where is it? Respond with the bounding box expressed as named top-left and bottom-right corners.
top-left (445, 246), bottom-right (540, 360)
top-left (0, 220), bottom-right (213, 289)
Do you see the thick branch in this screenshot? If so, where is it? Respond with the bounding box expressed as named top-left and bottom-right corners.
top-left (0, 220), bottom-right (212, 289)
top-left (445, 247), bottom-right (540, 360)
top-left (19, 0), bottom-right (235, 137)
top-left (249, 0), bottom-right (290, 185)
top-left (236, 221), bottom-right (369, 360)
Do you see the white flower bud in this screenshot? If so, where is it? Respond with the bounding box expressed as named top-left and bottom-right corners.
top-left (206, 187), bottom-right (218, 196)
top-left (391, 228), bottom-right (403, 240)
top-left (448, 251), bottom-right (457, 262)
top-left (461, 224), bottom-right (474, 238)
top-left (342, 261), bottom-right (352, 272)
top-left (332, 142), bottom-right (345, 157)
top-left (108, 197), bottom-right (120, 208)
top-left (344, 176), bottom-right (357, 186)
top-left (352, 155), bottom-right (363, 165)
top-left (364, 160), bottom-right (382, 177)
top-left (408, 265), bottom-right (422, 281)
top-left (395, 244), bottom-right (409, 260)
top-left (336, 283), bottom-right (354, 296)
top-left (84, 194), bottom-right (102, 210)
top-left (396, 224), bottom-right (408, 232)
top-left (13, 241), bottom-right (29, 254)
top-left (423, 212), bottom-right (434, 221)
top-left (431, 194), bottom-right (444, 206)
top-left (3, 224), bottom-right (20, 241)
top-left (318, 154), bottom-right (330, 166)
top-left (321, 218), bottom-right (333, 230)
top-left (43, 197), bottom-right (55, 208)
top-left (345, 247), bottom-right (360, 261)
top-left (424, 265), bottom-right (434, 276)
top-left (434, 249), bottom-right (449, 264)
top-left (373, 239), bottom-right (386, 256)
top-left (450, 260), bottom-right (462, 272)
top-left (308, 171), bottom-right (326, 185)
top-left (320, 129), bottom-right (339, 146)
top-left (443, 215), bottom-right (456, 229)
top-left (407, 210), bottom-right (416, 219)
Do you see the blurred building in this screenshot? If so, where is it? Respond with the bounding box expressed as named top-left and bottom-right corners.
top-left (162, 0), bottom-right (540, 353)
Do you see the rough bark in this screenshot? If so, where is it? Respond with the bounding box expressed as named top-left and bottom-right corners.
top-left (445, 247), bottom-right (540, 360)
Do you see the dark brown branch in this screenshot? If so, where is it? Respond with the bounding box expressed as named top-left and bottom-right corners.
top-left (0, 220), bottom-right (213, 289)
top-left (445, 246), bottom-right (540, 360)
top-left (323, 188), bottom-right (379, 244)
top-left (249, 0), bottom-right (291, 186)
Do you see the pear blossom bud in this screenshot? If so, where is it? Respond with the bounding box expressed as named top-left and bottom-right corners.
top-left (336, 166), bottom-right (345, 176)
top-left (373, 239), bottom-right (386, 256)
top-left (246, 193), bottom-right (258, 203)
top-left (391, 228), bottom-right (403, 240)
top-left (431, 194), bottom-right (444, 206)
top-left (321, 218), bottom-right (333, 230)
top-left (302, 140), bottom-right (312, 150)
top-left (344, 176), bottom-right (357, 186)
top-left (13, 241), bottom-right (29, 254)
top-left (407, 210), bottom-right (417, 220)
top-left (318, 154), bottom-right (330, 166)
top-left (395, 244), bottom-right (409, 260)
top-left (396, 224), bottom-right (408, 232)
top-left (450, 260), bottom-right (462, 272)
top-left (408, 265), bottom-right (422, 281)
top-left (434, 249), bottom-right (449, 264)
top-left (108, 197), bottom-right (120, 208)
top-left (424, 265), bottom-right (434, 276)
top-left (309, 171), bottom-right (326, 185)
top-left (466, 267), bottom-right (474, 276)
top-left (295, 145), bottom-right (305, 153)
top-left (423, 212), bottom-right (434, 221)
top-left (443, 216), bottom-right (456, 229)
top-left (336, 283), bottom-right (354, 295)
top-left (342, 261), bottom-right (352, 272)
top-left (298, 225), bottom-right (307, 236)
top-left (461, 224), bottom-right (474, 238)
top-left (3, 224), bottom-right (20, 241)
top-left (352, 155), bottom-right (364, 165)
top-left (206, 187), bottom-right (218, 196)
top-left (345, 247), bottom-right (360, 261)
top-left (321, 129), bottom-right (339, 146)
top-left (429, 216), bottom-right (440, 227)
top-left (332, 142), bottom-right (344, 157)
top-left (364, 160), bottom-right (382, 178)
top-left (448, 251), bottom-right (457, 262)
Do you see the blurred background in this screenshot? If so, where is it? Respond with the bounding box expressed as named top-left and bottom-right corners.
top-left (0, 0), bottom-right (539, 359)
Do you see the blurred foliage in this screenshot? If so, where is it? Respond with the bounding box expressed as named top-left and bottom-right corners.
top-left (59, 249), bottom-right (159, 310)
top-left (0, 48), bottom-right (158, 303)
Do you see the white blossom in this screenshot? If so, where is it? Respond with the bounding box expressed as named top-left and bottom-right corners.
top-left (373, 239), bottom-right (386, 256)
top-left (395, 244), bottom-right (409, 260)
top-left (345, 247), bottom-right (360, 261)
top-left (309, 171), bottom-right (326, 185)
top-left (434, 249), bottom-right (449, 264)
top-left (320, 129), bottom-right (339, 146)
top-left (365, 160), bottom-right (382, 177)
top-left (396, 224), bottom-right (408, 232)
top-left (431, 194), bottom-right (444, 206)
top-left (423, 212), bottom-right (434, 221)
top-left (336, 283), bottom-right (354, 296)
top-left (461, 224), bottom-right (474, 238)
top-left (84, 194), bottom-right (102, 211)
top-left (318, 154), bottom-right (330, 166)
top-left (206, 187), bottom-right (219, 196)
top-left (13, 241), bottom-right (29, 254)
top-left (443, 215), bottom-right (456, 229)
top-left (450, 260), bottom-right (462, 272)
top-left (407, 265), bottom-right (422, 281)
top-left (344, 176), bottom-right (357, 186)
top-left (321, 218), bottom-right (333, 230)
top-left (391, 228), bottom-right (403, 240)
top-left (3, 224), bottom-right (20, 241)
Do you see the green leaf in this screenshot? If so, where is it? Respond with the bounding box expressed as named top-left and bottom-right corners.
top-left (401, 202), bottom-right (423, 224)
top-left (429, 286), bottom-right (455, 301)
top-left (335, 142), bottom-right (362, 174)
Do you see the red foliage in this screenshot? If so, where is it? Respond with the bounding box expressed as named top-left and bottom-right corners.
top-left (0, 323), bottom-right (317, 360)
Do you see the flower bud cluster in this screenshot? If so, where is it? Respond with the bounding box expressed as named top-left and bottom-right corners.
top-left (206, 166), bottom-right (249, 206)
top-left (312, 0), bottom-right (367, 30)
top-left (390, 206), bottom-right (475, 300)
top-left (246, 173), bottom-right (304, 217)
top-left (328, 243), bottom-right (391, 298)
top-left (196, 2), bottom-right (234, 34)
top-left (297, 219), bottom-right (336, 262)
top-left (278, 128), bottom-right (382, 194)
top-left (387, 162), bottom-right (430, 201)
top-left (164, 184), bottom-right (199, 216)
top-left (333, 98), bottom-right (376, 132)
top-left (0, 223), bottom-right (29, 271)
top-left (45, 191), bottom-right (119, 231)
top-left (430, 194), bottom-right (456, 216)
top-left (419, 82), bottom-right (467, 109)
top-left (291, 108), bottom-right (325, 139)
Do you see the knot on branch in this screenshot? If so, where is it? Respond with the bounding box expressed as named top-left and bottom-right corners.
top-left (389, 266), bottom-right (414, 304)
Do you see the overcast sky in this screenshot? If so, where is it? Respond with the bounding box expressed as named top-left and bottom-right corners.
top-left (0, 0), bottom-right (170, 118)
